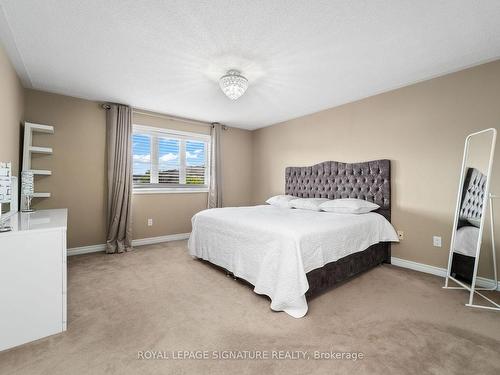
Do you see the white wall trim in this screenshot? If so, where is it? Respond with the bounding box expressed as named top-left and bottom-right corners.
top-left (391, 256), bottom-right (500, 291)
top-left (133, 188), bottom-right (208, 195)
top-left (67, 244), bottom-right (106, 256)
top-left (134, 124), bottom-right (211, 141)
top-left (67, 233), bottom-right (190, 256)
top-left (131, 232), bottom-right (190, 247)
top-left (391, 257), bottom-right (447, 278)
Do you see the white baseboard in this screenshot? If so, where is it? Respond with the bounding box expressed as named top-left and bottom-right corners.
top-left (131, 232), bottom-right (190, 246)
top-left (67, 233), bottom-right (190, 256)
top-left (391, 256), bottom-right (500, 291)
top-left (67, 244), bottom-right (106, 256)
top-left (391, 257), bottom-right (447, 277)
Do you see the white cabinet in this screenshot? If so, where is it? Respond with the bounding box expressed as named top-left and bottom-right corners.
top-left (0, 209), bottom-right (67, 352)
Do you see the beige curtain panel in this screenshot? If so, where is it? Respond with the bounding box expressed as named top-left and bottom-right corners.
top-left (105, 104), bottom-right (133, 253)
top-left (208, 123), bottom-right (223, 208)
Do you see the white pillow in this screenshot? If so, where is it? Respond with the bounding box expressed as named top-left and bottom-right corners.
top-left (319, 198), bottom-right (379, 214)
top-left (265, 194), bottom-right (295, 208)
top-left (289, 198), bottom-right (330, 211)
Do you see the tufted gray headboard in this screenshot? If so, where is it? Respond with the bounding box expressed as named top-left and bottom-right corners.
top-left (458, 167), bottom-right (487, 227)
top-left (285, 160), bottom-right (391, 221)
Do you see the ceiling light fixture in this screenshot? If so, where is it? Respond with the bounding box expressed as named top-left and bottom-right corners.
top-left (219, 70), bottom-right (248, 100)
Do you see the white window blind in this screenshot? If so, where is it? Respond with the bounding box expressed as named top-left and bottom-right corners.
top-left (132, 125), bottom-right (210, 192)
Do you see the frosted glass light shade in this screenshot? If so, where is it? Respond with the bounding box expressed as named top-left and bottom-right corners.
top-left (21, 171), bottom-right (34, 196)
top-left (219, 70), bottom-right (248, 100)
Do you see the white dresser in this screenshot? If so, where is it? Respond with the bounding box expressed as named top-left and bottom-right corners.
top-left (0, 209), bottom-right (67, 352)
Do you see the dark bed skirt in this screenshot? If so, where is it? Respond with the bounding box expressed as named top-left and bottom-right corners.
top-left (196, 242), bottom-right (391, 300)
top-left (305, 242), bottom-right (390, 299)
top-left (450, 252), bottom-right (475, 284)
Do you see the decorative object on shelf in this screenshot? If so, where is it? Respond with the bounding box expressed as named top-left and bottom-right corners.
top-left (219, 69), bottom-right (248, 100)
top-left (21, 122), bottom-right (54, 209)
top-left (21, 171), bottom-right (35, 212)
top-left (0, 162), bottom-right (12, 232)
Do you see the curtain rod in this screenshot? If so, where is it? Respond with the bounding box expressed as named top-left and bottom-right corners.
top-left (101, 103), bottom-right (228, 130)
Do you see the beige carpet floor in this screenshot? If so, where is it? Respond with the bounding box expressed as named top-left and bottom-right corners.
top-left (0, 240), bottom-right (499, 375)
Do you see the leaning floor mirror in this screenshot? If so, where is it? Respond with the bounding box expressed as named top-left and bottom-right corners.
top-left (444, 128), bottom-right (498, 311)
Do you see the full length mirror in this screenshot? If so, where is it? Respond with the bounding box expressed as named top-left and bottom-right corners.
top-left (445, 128), bottom-right (498, 311)
top-left (451, 131), bottom-right (493, 283)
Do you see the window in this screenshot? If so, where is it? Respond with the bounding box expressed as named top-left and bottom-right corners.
top-left (132, 125), bottom-right (210, 193)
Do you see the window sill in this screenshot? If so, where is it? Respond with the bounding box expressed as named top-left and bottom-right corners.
top-left (133, 188), bottom-right (209, 195)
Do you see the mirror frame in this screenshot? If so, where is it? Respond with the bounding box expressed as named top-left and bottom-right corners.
top-left (444, 128), bottom-right (498, 311)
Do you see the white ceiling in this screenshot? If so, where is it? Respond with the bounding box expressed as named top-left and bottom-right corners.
top-left (1, 1), bottom-right (500, 130)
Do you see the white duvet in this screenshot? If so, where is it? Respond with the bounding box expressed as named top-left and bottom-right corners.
top-left (188, 205), bottom-right (399, 318)
top-left (453, 226), bottom-right (480, 257)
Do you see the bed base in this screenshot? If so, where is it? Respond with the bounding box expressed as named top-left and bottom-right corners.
top-left (450, 252), bottom-right (475, 284)
top-left (197, 242), bottom-right (391, 301)
top-left (305, 242), bottom-right (390, 299)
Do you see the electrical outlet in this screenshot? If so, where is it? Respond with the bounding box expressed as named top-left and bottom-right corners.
top-left (397, 231), bottom-right (404, 241)
top-left (433, 236), bottom-right (442, 247)
top-left (147, 218), bottom-right (153, 227)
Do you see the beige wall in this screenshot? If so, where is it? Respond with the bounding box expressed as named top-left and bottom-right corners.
top-left (0, 43), bottom-right (24, 175)
top-left (24, 90), bottom-right (107, 248)
top-left (251, 60), bottom-right (500, 275)
top-left (24, 91), bottom-right (253, 247)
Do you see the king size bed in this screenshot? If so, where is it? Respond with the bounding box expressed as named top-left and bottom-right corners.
top-left (188, 160), bottom-right (398, 318)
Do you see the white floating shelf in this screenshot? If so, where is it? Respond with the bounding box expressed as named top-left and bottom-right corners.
top-left (33, 192), bottom-right (51, 198)
top-left (29, 146), bottom-right (53, 154)
top-left (22, 121), bottom-right (54, 209)
top-left (26, 122), bottom-right (54, 134)
top-left (31, 169), bottom-right (52, 176)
